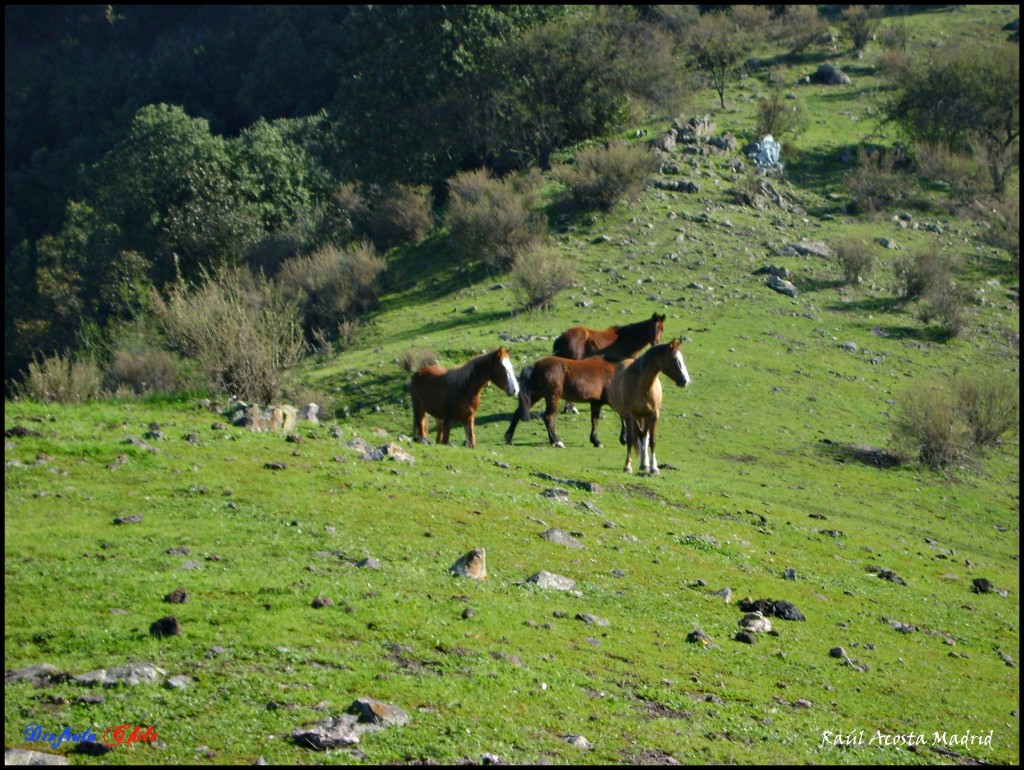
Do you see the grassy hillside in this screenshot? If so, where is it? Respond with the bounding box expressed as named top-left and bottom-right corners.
top-left (5, 5), bottom-right (1018, 765)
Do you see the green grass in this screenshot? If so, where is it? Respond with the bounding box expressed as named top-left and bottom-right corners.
top-left (5, 5), bottom-right (1019, 765)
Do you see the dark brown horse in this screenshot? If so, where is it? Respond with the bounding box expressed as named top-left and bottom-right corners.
top-left (504, 356), bottom-right (618, 448)
top-left (410, 347), bottom-right (519, 447)
top-left (553, 312), bottom-right (665, 361)
top-left (608, 339), bottom-right (690, 474)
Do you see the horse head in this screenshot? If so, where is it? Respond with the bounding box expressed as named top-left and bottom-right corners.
top-left (494, 347), bottom-right (519, 397)
top-left (651, 313), bottom-right (667, 345)
top-left (665, 339), bottom-right (690, 387)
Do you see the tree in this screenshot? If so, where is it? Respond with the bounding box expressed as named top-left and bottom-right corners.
top-left (842, 5), bottom-right (884, 55)
top-left (686, 10), bottom-right (753, 109)
top-left (884, 40), bottom-right (1019, 194)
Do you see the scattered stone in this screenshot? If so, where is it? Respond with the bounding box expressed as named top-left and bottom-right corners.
top-left (576, 613), bottom-right (611, 627)
top-left (772, 600), bottom-right (806, 621)
top-left (4, 663), bottom-right (64, 687)
top-left (876, 568), bottom-right (907, 586)
top-left (686, 629), bottom-right (713, 646)
top-left (113, 514), bottom-right (143, 525)
top-left (885, 618), bottom-right (918, 634)
top-left (348, 697), bottom-right (409, 728)
top-left (164, 588), bottom-right (189, 604)
top-left (998, 650), bottom-right (1015, 668)
top-left (783, 568), bottom-right (797, 581)
top-left (739, 611), bottom-right (772, 634)
top-left (264, 462), bottom-right (287, 470)
top-left (450, 548), bottom-right (487, 579)
top-left (793, 698), bottom-right (813, 709)
top-left (540, 528), bottom-right (585, 550)
top-left (752, 264), bottom-right (789, 279)
top-left (165, 546), bottom-right (191, 556)
top-left (312, 596), bottom-right (334, 609)
top-left (285, 433), bottom-right (304, 444)
top-left (735, 631), bottom-right (757, 645)
top-left (810, 63), bottom-right (851, 85)
top-left (875, 237), bottom-right (900, 249)
top-left (565, 734), bottom-right (593, 750)
top-left (972, 578), bottom-right (996, 594)
top-left (73, 662), bottom-right (166, 687)
top-left (788, 239), bottom-right (832, 258)
top-left (525, 571), bottom-right (576, 591)
top-left (150, 616), bottom-right (182, 638)
top-left (829, 647), bottom-right (847, 658)
top-left (462, 608), bottom-right (476, 620)
top-left (165, 675), bottom-right (192, 690)
top-left (356, 557), bottom-right (381, 570)
top-left (3, 750), bottom-right (69, 765)
top-left (768, 274), bottom-right (798, 298)
top-left (714, 587), bottom-right (732, 603)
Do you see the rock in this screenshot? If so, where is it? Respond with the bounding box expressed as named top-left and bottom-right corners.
top-left (739, 611), bottom-right (772, 633)
top-left (575, 613), bottom-right (611, 627)
top-left (746, 134), bottom-right (783, 172)
top-left (877, 568), bottom-right (907, 586)
top-left (772, 600), bottom-right (806, 621)
top-left (972, 578), bottom-right (996, 594)
top-left (768, 274), bottom-right (798, 298)
top-left (149, 616), bottom-right (182, 638)
top-left (565, 734), bottom-right (593, 750)
top-left (113, 514), bottom-right (143, 525)
top-left (789, 240), bottom-right (832, 258)
top-left (165, 675), bottom-right (192, 689)
top-left (450, 548), bottom-right (487, 579)
top-left (298, 403), bottom-right (319, 425)
top-left (4, 749), bottom-right (70, 765)
top-left (875, 237), bottom-right (900, 249)
top-left (292, 715), bottom-right (362, 749)
top-left (752, 264), bottom-right (789, 279)
top-left (714, 587), bottom-right (732, 603)
top-left (356, 557), bottom-right (381, 570)
top-left (311, 596), bottom-right (334, 609)
top-left (811, 63), bottom-right (851, 85)
top-left (540, 528), bottom-right (586, 550)
top-left (735, 631), bottom-right (757, 644)
top-left (783, 568), bottom-right (797, 581)
top-left (4, 663), bottom-right (63, 687)
top-left (686, 629), bottom-right (713, 646)
top-left (348, 697), bottom-right (409, 728)
top-left (73, 662), bottom-right (166, 687)
top-left (829, 647), bottom-right (847, 658)
top-left (525, 571), bottom-right (576, 591)
top-left (164, 588), bottom-right (189, 604)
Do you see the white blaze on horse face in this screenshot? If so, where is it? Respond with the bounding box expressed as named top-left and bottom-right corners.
top-left (501, 356), bottom-right (519, 397)
top-left (674, 350), bottom-right (690, 386)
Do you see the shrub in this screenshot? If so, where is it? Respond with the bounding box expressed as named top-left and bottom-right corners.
top-left (891, 382), bottom-right (972, 470)
top-left (13, 352), bottom-right (104, 404)
top-left (364, 184), bottom-right (433, 250)
top-left (276, 241), bottom-right (386, 340)
top-left (954, 373), bottom-right (1020, 447)
top-left (981, 195), bottom-right (1020, 274)
top-left (780, 5), bottom-right (827, 58)
top-left (835, 240), bottom-right (875, 287)
top-left (912, 141), bottom-right (985, 201)
top-left (842, 5), bottom-right (883, 53)
top-left (755, 81), bottom-right (806, 141)
top-left (555, 143), bottom-right (657, 212)
top-left (918, 282), bottom-right (967, 340)
top-left (444, 168), bottom-right (546, 272)
top-left (106, 346), bottom-right (182, 396)
top-left (845, 145), bottom-right (912, 214)
top-left (398, 347), bottom-right (439, 374)
top-left (512, 245), bottom-right (576, 310)
top-left (152, 266), bottom-right (304, 403)
top-left (893, 244), bottom-right (952, 302)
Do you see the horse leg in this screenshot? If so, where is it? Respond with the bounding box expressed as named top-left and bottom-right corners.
top-left (648, 417), bottom-right (659, 475)
top-left (504, 409), bottom-right (520, 445)
top-left (543, 397), bottom-right (564, 448)
top-left (436, 420), bottom-right (448, 445)
top-left (413, 405), bottom-right (430, 445)
top-left (623, 417), bottom-right (636, 473)
top-left (589, 402), bottom-right (603, 448)
top-left (465, 415), bottom-right (476, 448)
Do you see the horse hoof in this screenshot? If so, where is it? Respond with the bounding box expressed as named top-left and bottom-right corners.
top-left (593, 443), bottom-right (604, 449)
top-left (554, 441), bottom-right (565, 449)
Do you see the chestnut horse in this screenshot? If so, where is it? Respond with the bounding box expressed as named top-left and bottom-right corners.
top-left (410, 347), bottom-right (519, 447)
top-left (608, 340), bottom-right (690, 474)
top-left (504, 356), bottom-right (617, 448)
top-left (553, 312), bottom-right (665, 361)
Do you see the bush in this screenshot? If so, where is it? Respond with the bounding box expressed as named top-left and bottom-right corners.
top-left (954, 373), bottom-right (1020, 447)
top-left (555, 142), bottom-right (657, 212)
top-left (364, 184), bottom-right (433, 250)
top-left (912, 141), bottom-right (985, 201)
top-left (276, 241), bottom-right (386, 340)
top-left (918, 282), bottom-right (968, 340)
top-left (892, 383), bottom-right (973, 470)
top-left (152, 266), bottom-right (305, 403)
top-left (835, 240), bottom-right (875, 287)
top-left (842, 5), bottom-right (883, 53)
top-left (398, 347), bottom-right (439, 374)
top-left (106, 346), bottom-right (183, 396)
top-left (893, 244), bottom-right (952, 302)
top-left (13, 352), bottom-right (104, 404)
top-left (444, 168), bottom-right (546, 272)
top-left (755, 80), bottom-right (806, 141)
top-left (845, 145), bottom-right (912, 214)
top-left (982, 195), bottom-right (1020, 274)
top-left (512, 245), bottom-right (576, 310)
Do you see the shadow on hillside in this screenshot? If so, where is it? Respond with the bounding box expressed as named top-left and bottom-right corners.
top-left (818, 438), bottom-right (903, 469)
top-left (827, 296), bottom-right (904, 314)
top-left (783, 147), bottom-right (852, 201)
top-left (798, 277), bottom-right (847, 294)
top-left (378, 309), bottom-right (515, 350)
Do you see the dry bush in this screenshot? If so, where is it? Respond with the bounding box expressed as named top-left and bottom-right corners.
top-left (982, 195), bottom-right (1020, 274)
top-left (365, 184), bottom-right (433, 250)
top-left (398, 347), bottom-right (439, 374)
top-left (755, 82), bottom-right (806, 141)
top-left (106, 346), bottom-right (182, 395)
top-left (912, 141), bottom-right (986, 201)
top-left (13, 352), bottom-right (104, 404)
top-left (891, 382), bottom-right (973, 470)
top-left (781, 5), bottom-right (827, 58)
top-left (512, 245), bottom-right (576, 310)
top-left (152, 266), bottom-right (304, 404)
top-left (276, 241), bottom-right (386, 340)
top-left (444, 168), bottom-right (546, 272)
top-left (555, 143), bottom-right (657, 212)
top-left (835, 240), bottom-right (876, 287)
top-left (954, 372), bottom-right (1020, 447)
top-left (918, 282), bottom-right (968, 339)
top-left (845, 145), bottom-right (913, 214)
top-left (893, 243), bottom-right (952, 301)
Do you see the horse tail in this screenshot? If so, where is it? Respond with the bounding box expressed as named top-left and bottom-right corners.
top-left (517, 366), bottom-right (534, 421)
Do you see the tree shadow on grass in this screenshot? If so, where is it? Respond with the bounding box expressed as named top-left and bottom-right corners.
top-left (817, 438), bottom-right (903, 469)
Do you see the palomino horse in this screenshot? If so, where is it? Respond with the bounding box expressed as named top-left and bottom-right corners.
top-left (553, 312), bottom-right (665, 360)
top-left (504, 356), bottom-right (617, 448)
top-left (410, 347), bottom-right (519, 447)
top-left (608, 339), bottom-right (690, 474)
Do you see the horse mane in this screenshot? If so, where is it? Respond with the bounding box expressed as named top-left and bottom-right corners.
top-left (444, 349), bottom-right (498, 395)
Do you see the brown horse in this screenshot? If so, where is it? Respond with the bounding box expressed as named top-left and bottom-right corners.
top-left (504, 356), bottom-right (617, 448)
top-left (553, 312), bottom-right (665, 360)
top-left (410, 347), bottom-right (519, 447)
top-left (608, 339), bottom-right (690, 474)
